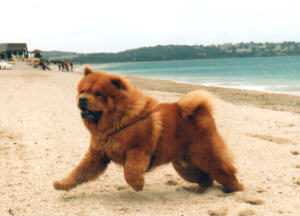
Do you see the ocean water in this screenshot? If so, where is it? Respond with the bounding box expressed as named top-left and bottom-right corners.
top-left (92, 56), bottom-right (300, 96)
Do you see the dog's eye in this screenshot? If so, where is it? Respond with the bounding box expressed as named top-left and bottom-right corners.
top-left (95, 92), bottom-right (103, 97)
top-left (80, 90), bottom-right (85, 94)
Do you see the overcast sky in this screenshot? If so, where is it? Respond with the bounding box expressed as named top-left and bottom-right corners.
top-left (1, 0), bottom-right (300, 53)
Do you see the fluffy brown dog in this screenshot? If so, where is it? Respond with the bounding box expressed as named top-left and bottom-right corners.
top-left (53, 67), bottom-right (243, 193)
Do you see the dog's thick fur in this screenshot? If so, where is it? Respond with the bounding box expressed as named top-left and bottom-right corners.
top-left (53, 67), bottom-right (244, 193)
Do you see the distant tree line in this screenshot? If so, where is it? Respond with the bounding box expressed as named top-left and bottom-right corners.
top-left (41, 51), bottom-right (78, 60)
top-left (43, 41), bottom-right (300, 63)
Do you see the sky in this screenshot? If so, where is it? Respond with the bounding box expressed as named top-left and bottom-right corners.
top-left (1, 0), bottom-right (300, 53)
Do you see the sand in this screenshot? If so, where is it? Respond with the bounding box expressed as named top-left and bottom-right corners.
top-left (0, 62), bottom-right (299, 216)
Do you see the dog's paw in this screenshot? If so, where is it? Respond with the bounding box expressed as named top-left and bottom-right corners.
top-left (223, 183), bottom-right (244, 193)
top-left (130, 181), bottom-right (144, 191)
top-left (53, 180), bottom-right (75, 191)
top-left (124, 174), bottom-right (144, 192)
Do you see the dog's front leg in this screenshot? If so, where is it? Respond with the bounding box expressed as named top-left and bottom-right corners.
top-left (124, 148), bottom-right (151, 191)
top-left (53, 146), bottom-right (110, 191)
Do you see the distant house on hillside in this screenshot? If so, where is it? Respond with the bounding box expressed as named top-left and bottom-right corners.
top-left (0, 43), bottom-right (28, 60)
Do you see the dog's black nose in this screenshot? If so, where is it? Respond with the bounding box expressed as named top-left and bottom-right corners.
top-left (78, 97), bottom-right (88, 109)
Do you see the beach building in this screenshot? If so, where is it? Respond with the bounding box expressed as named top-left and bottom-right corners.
top-left (0, 43), bottom-right (28, 60)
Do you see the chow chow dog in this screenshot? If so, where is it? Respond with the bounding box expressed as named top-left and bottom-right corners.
top-left (53, 67), bottom-right (243, 193)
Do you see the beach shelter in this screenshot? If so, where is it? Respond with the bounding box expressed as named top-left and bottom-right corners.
top-left (0, 43), bottom-right (28, 60)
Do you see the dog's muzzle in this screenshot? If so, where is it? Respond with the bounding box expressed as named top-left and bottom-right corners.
top-left (78, 98), bottom-right (102, 123)
top-left (78, 97), bottom-right (88, 110)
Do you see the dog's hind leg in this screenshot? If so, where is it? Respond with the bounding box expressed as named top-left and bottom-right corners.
top-left (204, 161), bottom-right (244, 193)
top-left (172, 159), bottom-right (213, 190)
top-left (53, 146), bottom-right (110, 191)
top-left (123, 148), bottom-right (151, 191)
top-left (189, 135), bottom-right (244, 193)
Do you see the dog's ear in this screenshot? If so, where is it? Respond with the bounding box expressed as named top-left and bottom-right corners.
top-left (84, 67), bottom-right (94, 76)
top-left (111, 77), bottom-right (128, 90)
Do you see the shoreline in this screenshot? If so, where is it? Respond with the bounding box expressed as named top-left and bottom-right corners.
top-left (126, 76), bottom-right (300, 113)
top-left (176, 80), bottom-right (300, 97)
top-left (71, 64), bottom-right (300, 113)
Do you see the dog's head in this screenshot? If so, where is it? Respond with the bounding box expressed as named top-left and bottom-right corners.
top-left (77, 67), bottom-right (132, 124)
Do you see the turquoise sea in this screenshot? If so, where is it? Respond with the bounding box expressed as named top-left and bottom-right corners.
top-left (91, 56), bottom-right (300, 96)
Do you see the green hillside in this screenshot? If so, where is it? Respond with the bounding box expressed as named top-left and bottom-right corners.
top-left (43, 42), bottom-right (300, 63)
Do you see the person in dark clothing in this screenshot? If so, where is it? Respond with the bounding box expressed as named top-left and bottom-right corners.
top-left (61, 62), bottom-right (64, 71)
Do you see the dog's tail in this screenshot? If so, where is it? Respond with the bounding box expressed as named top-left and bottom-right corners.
top-left (178, 90), bottom-right (215, 119)
top-left (178, 90), bottom-right (235, 165)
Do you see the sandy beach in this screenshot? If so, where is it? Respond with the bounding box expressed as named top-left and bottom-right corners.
top-left (0, 62), bottom-right (299, 216)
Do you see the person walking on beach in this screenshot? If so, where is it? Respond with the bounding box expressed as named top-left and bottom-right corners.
top-left (64, 62), bottom-right (69, 72)
top-left (70, 62), bottom-right (73, 72)
top-left (58, 62), bottom-right (61, 71)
